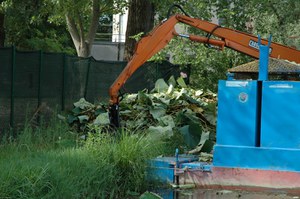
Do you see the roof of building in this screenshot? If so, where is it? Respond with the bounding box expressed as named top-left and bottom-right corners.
top-left (228, 58), bottom-right (300, 74)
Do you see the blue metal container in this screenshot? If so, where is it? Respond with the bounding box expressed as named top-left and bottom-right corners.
top-left (213, 145), bottom-right (300, 172)
top-left (261, 81), bottom-right (300, 148)
top-left (217, 80), bottom-right (259, 147)
top-left (148, 155), bottom-right (198, 183)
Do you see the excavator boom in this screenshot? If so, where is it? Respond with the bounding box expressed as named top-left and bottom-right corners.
top-left (176, 15), bottom-right (300, 63)
top-left (109, 14), bottom-right (300, 127)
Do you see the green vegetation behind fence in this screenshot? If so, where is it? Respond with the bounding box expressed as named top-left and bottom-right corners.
top-left (0, 46), bottom-right (184, 130)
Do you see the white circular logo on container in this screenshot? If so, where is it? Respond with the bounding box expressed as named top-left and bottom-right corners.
top-left (239, 92), bottom-right (248, 103)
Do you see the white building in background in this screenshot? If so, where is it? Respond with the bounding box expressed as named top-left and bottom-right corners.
top-left (112, 10), bottom-right (128, 43)
top-left (91, 10), bottom-right (128, 61)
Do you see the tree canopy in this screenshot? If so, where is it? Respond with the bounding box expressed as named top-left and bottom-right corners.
top-left (1, 0), bottom-right (74, 53)
top-left (0, 0), bottom-right (128, 56)
top-left (0, 0), bottom-right (299, 89)
top-left (48, 0), bottom-right (127, 57)
top-left (150, 0), bottom-right (300, 90)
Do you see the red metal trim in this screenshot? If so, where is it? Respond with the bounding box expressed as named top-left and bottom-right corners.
top-left (179, 167), bottom-right (300, 194)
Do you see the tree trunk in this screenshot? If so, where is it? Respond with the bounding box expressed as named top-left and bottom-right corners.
top-left (77, 42), bottom-right (91, 58)
top-left (124, 0), bottom-right (155, 61)
top-left (0, 12), bottom-right (5, 47)
top-left (65, 0), bottom-right (100, 58)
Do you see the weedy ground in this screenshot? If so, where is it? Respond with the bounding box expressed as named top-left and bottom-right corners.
top-left (0, 117), bottom-right (166, 199)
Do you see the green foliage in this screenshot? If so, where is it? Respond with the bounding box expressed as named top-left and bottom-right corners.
top-left (50, 0), bottom-right (128, 17)
top-left (49, 0), bottom-right (128, 57)
top-left (12, 117), bottom-right (76, 150)
top-left (152, 37), bottom-right (251, 91)
top-left (0, 121), bottom-right (164, 198)
top-left (150, 0), bottom-right (299, 91)
top-left (67, 98), bottom-right (108, 133)
top-left (212, 0), bottom-right (300, 47)
top-left (130, 32), bottom-right (145, 41)
top-left (68, 77), bottom-right (217, 154)
top-left (1, 0), bottom-right (75, 53)
top-left (85, 130), bottom-right (164, 197)
top-left (152, 0), bottom-right (213, 21)
top-left (140, 191), bottom-right (163, 199)
top-left (1, 0), bottom-right (128, 55)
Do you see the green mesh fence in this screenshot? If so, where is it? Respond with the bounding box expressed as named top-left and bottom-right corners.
top-left (0, 47), bottom-right (12, 131)
top-left (0, 46), bottom-right (185, 131)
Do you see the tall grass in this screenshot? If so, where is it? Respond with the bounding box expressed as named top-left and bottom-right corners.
top-left (0, 120), bottom-right (165, 198)
top-left (85, 130), bottom-right (164, 197)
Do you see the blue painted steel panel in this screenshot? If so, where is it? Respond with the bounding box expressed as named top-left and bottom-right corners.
top-left (181, 162), bottom-right (212, 172)
top-left (148, 156), bottom-right (198, 183)
top-left (149, 156), bottom-right (199, 167)
top-left (213, 145), bottom-right (300, 172)
top-left (258, 44), bottom-right (270, 81)
top-left (148, 166), bottom-right (174, 183)
top-left (261, 81), bottom-right (300, 148)
top-left (217, 80), bottom-right (259, 146)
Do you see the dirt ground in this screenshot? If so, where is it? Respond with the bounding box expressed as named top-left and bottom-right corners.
top-left (177, 189), bottom-right (300, 199)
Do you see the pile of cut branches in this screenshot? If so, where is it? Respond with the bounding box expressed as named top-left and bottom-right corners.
top-left (67, 76), bottom-right (217, 154)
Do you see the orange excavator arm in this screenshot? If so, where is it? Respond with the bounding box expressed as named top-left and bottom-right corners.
top-left (109, 14), bottom-right (300, 127)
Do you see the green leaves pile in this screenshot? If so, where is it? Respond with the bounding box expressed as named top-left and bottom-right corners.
top-left (67, 98), bottom-right (109, 132)
top-left (68, 76), bottom-right (217, 154)
top-left (119, 76), bottom-right (216, 153)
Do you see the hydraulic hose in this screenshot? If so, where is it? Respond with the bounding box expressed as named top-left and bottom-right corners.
top-left (166, 4), bottom-right (190, 18)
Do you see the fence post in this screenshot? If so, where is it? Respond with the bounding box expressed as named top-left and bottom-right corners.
top-left (84, 58), bottom-right (91, 100)
top-left (61, 54), bottom-right (66, 111)
top-left (10, 46), bottom-right (16, 131)
top-left (38, 50), bottom-right (43, 108)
